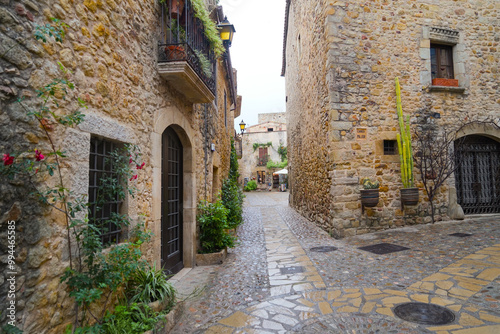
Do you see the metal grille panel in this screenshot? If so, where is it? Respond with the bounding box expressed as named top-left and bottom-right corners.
top-left (455, 135), bottom-right (500, 214)
top-left (162, 127), bottom-right (184, 275)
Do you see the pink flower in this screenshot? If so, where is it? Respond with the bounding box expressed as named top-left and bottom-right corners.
top-left (136, 162), bottom-right (145, 170)
top-left (2, 154), bottom-right (14, 166)
top-left (35, 149), bottom-right (45, 161)
top-left (130, 174), bottom-right (138, 181)
top-left (129, 158), bottom-right (133, 164)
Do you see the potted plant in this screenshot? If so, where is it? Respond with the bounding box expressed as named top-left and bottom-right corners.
top-left (165, 19), bottom-right (186, 60)
top-left (360, 178), bottom-right (380, 212)
top-left (195, 199), bottom-right (236, 265)
top-left (395, 77), bottom-right (419, 208)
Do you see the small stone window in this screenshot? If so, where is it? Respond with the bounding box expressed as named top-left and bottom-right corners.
top-left (431, 44), bottom-right (454, 79)
top-left (383, 140), bottom-right (398, 155)
top-left (267, 128), bottom-right (274, 132)
top-left (88, 136), bottom-right (126, 245)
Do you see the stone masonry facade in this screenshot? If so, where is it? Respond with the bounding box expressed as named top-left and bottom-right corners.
top-left (0, 0), bottom-right (238, 331)
top-left (283, 0), bottom-right (499, 238)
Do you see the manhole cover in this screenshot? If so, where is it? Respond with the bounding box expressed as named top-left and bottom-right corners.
top-left (310, 246), bottom-right (338, 252)
top-left (358, 243), bottom-right (410, 255)
top-left (280, 266), bottom-right (305, 275)
top-left (449, 233), bottom-right (473, 237)
top-left (394, 302), bottom-right (455, 325)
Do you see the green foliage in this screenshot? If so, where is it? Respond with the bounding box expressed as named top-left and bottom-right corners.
top-left (190, 0), bottom-right (225, 57)
top-left (228, 138), bottom-right (240, 184)
top-left (221, 139), bottom-right (244, 229)
top-left (395, 77), bottom-right (415, 188)
top-left (244, 180), bottom-right (257, 191)
top-left (362, 178), bottom-right (380, 189)
top-left (128, 263), bottom-right (176, 311)
top-left (266, 159), bottom-right (288, 169)
top-left (197, 200), bottom-right (235, 253)
top-left (221, 179), bottom-right (243, 229)
top-left (1, 325), bottom-right (23, 334)
top-left (277, 145), bottom-right (287, 162)
top-left (252, 142), bottom-right (273, 152)
top-left (34, 17), bottom-right (69, 43)
top-left (194, 49), bottom-right (212, 78)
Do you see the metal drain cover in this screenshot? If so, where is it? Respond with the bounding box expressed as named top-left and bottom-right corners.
top-left (449, 233), bottom-right (473, 237)
top-left (310, 246), bottom-right (338, 253)
top-left (394, 302), bottom-right (455, 325)
top-left (358, 243), bottom-right (410, 255)
top-left (280, 266), bottom-right (305, 275)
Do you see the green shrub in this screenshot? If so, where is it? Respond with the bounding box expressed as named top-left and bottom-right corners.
top-left (198, 200), bottom-right (235, 253)
top-left (128, 263), bottom-right (176, 312)
top-left (244, 180), bottom-right (257, 191)
top-left (221, 178), bottom-right (243, 229)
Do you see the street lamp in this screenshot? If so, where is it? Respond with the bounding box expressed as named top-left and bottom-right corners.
top-left (218, 17), bottom-right (236, 46)
top-left (239, 120), bottom-right (246, 135)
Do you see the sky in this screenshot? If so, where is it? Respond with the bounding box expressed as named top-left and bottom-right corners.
top-left (219, 0), bottom-right (287, 132)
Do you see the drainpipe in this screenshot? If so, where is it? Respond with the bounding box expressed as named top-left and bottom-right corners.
top-left (204, 103), bottom-right (208, 200)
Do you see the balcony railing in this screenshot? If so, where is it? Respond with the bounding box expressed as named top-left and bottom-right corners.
top-left (158, 0), bottom-right (217, 102)
top-left (257, 156), bottom-right (269, 167)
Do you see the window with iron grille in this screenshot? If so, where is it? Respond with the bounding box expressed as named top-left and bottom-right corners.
top-left (431, 44), bottom-right (454, 79)
top-left (88, 136), bottom-right (125, 245)
top-left (383, 140), bottom-right (398, 155)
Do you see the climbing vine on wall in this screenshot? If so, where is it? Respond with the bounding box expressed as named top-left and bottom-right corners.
top-left (252, 142), bottom-right (273, 152)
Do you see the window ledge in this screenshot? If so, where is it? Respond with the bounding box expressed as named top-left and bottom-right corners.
top-left (428, 86), bottom-right (466, 93)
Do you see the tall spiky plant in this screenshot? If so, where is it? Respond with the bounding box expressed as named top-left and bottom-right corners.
top-left (395, 77), bottom-right (415, 188)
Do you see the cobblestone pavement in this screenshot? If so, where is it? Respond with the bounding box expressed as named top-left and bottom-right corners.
top-left (171, 192), bottom-right (500, 333)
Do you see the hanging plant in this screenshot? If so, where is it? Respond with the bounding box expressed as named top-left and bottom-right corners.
top-left (190, 0), bottom-right (225, 57)
top-left (252, 142), bottom-right (273, 152)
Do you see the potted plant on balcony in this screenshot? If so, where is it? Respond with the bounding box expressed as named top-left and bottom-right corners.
top-left (165, 19), bottom-right (186, 60)
top-left (395, 77), bottom-right (419, 208)
top-left (194, 49), bottom-right (212, 77)
top-left (360, 178), bottom-right (380, 210)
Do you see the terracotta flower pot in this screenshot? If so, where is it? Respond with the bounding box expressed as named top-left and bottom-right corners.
top-left (171, 0), bottom-right (185, 19)
top-left (432, 78), bottom-right (459, 87)
top-left (165, 45), bottom-right (185, 60)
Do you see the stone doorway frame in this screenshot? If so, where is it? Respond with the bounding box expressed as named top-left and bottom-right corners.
top-left (152, 107), bottom-right (197, 269)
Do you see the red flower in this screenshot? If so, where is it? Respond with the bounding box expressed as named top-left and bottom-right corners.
top-left (130, 174), bottom-right (138, 181)
top-left (35, 149), bottom-right (45, 161)
top-left (2, 154), bottom-right (14, 166)
top-left (136, 162), bottom-right (145, 170)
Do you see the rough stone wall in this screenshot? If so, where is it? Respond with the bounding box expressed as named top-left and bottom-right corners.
top-left (285, 0), bottom-right (332, 227)
top-left (0, 0), bottom-right (235, 331)
top-left (285, 0), bottom-right (499, 238)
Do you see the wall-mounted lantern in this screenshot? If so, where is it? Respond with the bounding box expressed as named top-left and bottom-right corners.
top-left (218, 17), bottom-right (236, 46)
top-left (239, 120), bottom-right (246, 135)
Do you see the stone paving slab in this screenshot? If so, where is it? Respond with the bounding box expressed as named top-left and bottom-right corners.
top-left (170, 192), bottom-right (500, 333)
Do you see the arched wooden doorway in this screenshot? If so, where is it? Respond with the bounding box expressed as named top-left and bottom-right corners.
top-left (454, 135), bottom-right (500, 214)
top-left (161, 127), bottom-right (183, 274)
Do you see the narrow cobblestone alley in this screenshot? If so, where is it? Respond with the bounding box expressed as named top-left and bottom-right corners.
top-left (171, 192), bottom-right (500, 333)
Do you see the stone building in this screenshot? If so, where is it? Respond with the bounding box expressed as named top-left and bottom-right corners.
top-left (0, 0), bottom-right (239, 331)
top-left (282, 0), bottom-right (499, 238)
top-left (239, 113), bottom-right (287, 187)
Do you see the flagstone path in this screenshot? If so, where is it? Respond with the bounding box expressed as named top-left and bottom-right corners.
top-left (171, 192), bottom-right (500, 333)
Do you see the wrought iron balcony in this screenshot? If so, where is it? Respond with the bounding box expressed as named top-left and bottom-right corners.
top-left (158, 0), bottom-right (216, 103)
